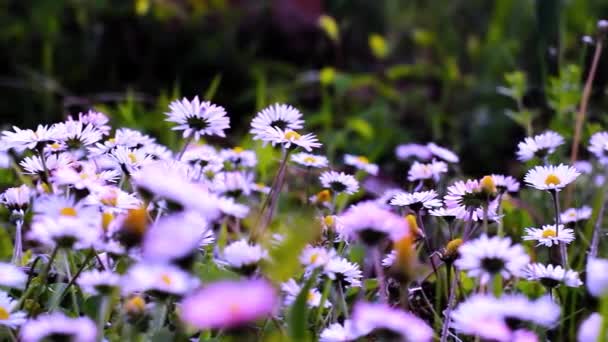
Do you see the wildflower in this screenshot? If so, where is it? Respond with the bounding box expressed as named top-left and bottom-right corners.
top-left (573, 160), bottom-right (593, 174)
top-left (211, 171), bottom-right (255, 197)
top-left (490, 174), bottom-right (520, 193)
top-left (219, 239), bottom-right (268, 275)
top-left (523, 224), bottom-right (575, 247)
top-left (560, 206), bottom-right (592, 224)
top-left (390, 190), bottom-right (442, 211)
top-left (524, 164), bottom-right (580, 192)
top-left (340, 201), bottom-right (410, 245)
top-left (586, 257), bottom-right (608, 297)
top-left (324, 256), bottom-right (362, 287)
top-left (179, 279), bottom-right (277, 329)
top-left (165, 96), bottom-right (230, 139)
top-left (516, 131), bottom-right (564, 161)
top-left (381, 250), bottom-right (396, 267)
top-left (28, 216), bottom-right (101, 249)
top-left (68, 110), bottom-right (111, 135)
top-left (577, 313), bottom-right (602, 342)
top-left (0, 263), bottom-right (27, 288)
top-left (89, 128), bottom-right (156, 155)
top-left (428, 206), bottom-right (460, 221)
top-left (0, 184), bottom-right (31, 212)
top-left (588, 131), bottom-right (608, 165)
top-left (85, 186), bottom-right (141, 213)
top-left (1, 124), bottom-right (61, 151)
top-left (77, 270), bottom-right (121, 295)
top-left (0, 291), bottom-right (26, 328)
top-left (281, 279), bottom-right (331, 308)
top-left (300, 246), bottom-right (333, 270)
top-left (344, 154), bottom-right (378, 175)
top-left (426, 142), bottom-right (459, 163)
top-left (444, 179), bottom-right (499, 221)
top-left (320, 321), bottom-right (355, 342)
top-left (292, 152), bottom-right (329, 168)
top-left (523, 263), bottom-right (582, 288)
top-left (109, 146), bottom-right (152, 173)
top-left (52, 162), bottom-right (120, 190)
top-left (121, 263), bottom-right (199, 296)
top-left (20, 312), bottom-right (97, 342)
top-left (20, 153), bottom-right (74, 176)
top-left (320, 171), bottom-right (359, 195)
top-left (250, 103), bottom-right (304, 141)
top-left (350, 302), bottom-right (433, 341)
top-left (217, 196), bottom-right (250, 219)
top-left (54, 120), bottom-right (103, 149)
top-left (258, 127), bottom-right (321, 151)
top-left (395, 143), bottom-right (432, 161)
top-left (455, 235), bottom-right (530, 284)
top-left (219, 147), bottom-right (257, 168)
top-left (407, 159), bottom-right (447, 182)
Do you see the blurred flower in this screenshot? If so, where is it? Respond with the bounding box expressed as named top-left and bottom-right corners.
top-left (324, 256), bottom-right (362, 288)
top-left (426, 142), bottom-right (459, 163)
top-left (219, 147), bottom-right (257, 169)
top-left (165, 96), bottom-right (230, 139)
top-left (20, 312), bottom-right (97, 342)
top-left (381, 250), bottom-right (396, 267)
top-left (407, 160), bottom-right (447, 182)
top-left (121, 262), bottom-right (199, 295)
top-left (490, 174), bottom-right (520, 193)
top-left (455, 235), bottom-right (529, 284)
top-left (28, 215), bottom-right (101, 249)
top-left (300, 246), bottom-right (333, 270)
top-left (0, 184), bottom-right (31, 212)
top-left (588, 131), bottom-right (608, 165)
top-left (516, 131), bottom-right (564, 161)
top-left (395, 143), bottom-right (432, 161)
top-left (523, 224), bottom-right (574, 247)
top-left (68, 110), bottom-right (111, 135)
top-left (179, 279), bottom-right (277, 330)
top-left (320, 320), bottom-right (355, 342)
top-left (350, 302), bottom-right (433, 341)
top-left (578, 313), bottom-right (601, 342)
top-left (560, 205), bottom-right (592, 224)
top-left (586, 257), bottom-right (608, 297)
top-left (258, 127), bottom-right (321, 152)
top-left (0, 291), bottom-right (26, 328)
top-left (390, 190), bottom-right (442, 211)
top-left (281, 278), bottom-right (331, 308)
top-left (0, 263), bottom-right (26, 289)
top-left (250, 103), bottom-right (304, 141)
top-left (211, 171), bottom-right (254, 197)
top-left (340, 201), bottom-right (410, 244)
top-left (77, 270), bottom-right (120, 295)
top-left (320, 171), bottom-right (359, 195)
top-left (523, 263), bottom-right (582, 288)
top-left (291, 152), bottom-right (329, 168)
top-left (524, 164), bottom-right (580, 192)
top-left (344, 154), bottom-right (378, 175)
top-left (218, 239), bottom-right (268, 275)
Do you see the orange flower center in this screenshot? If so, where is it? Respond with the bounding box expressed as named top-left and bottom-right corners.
top-left (0, 307), bottom-right (9, 320)
top-left (160, 274), bottom-right (172, 286)
top-left (60, 207), bottom-right (78, 216)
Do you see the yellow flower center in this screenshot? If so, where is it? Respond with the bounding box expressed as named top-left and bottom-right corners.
top-left (232, 146), bottom-right (244, 153)
top-left (544, 174), bottom-right (561, 186)
top-left (108, 137), bottom-right (116, 143)
top-left (284, 130), bottom-right (301, 140)
top-left (101, 192), bottom-right (118, 207)
top-left (356, 156), bottom-right (369, 164)
top-left (128, 153), bottom-right (138, 164)
top-left (50, 143), bottom-right (61, 149)
top-left (445, 238), bottom-right (463, 257)
top-left (0, 307), bottom-right (9, 320)
top-left (125, 296), bottom-right (146, 313)
top-left (316, 190), bottom-right (331, 202)
top-left (102, 212), bottom-right (114, 231)
top-left (323, 215), bottom-right (334, 227)
top-left (542, 229), bottom-right (557, 238)
top-left (122, 207), bottom-right (148, 236)
top-left (60, 207), bottom-right (78, 216)
top-left (480, 175), bottom-right (497, 194)
top-left (405, 214), bottom-right (418, 230)
top-left (310, 253), bottom-right (319, 264)
top-left (160, 274), bottom-right (172, 286)
top-left (304, 156), bottom-right (317, 163)
top-left (307, 291), bottom-right (316, 302)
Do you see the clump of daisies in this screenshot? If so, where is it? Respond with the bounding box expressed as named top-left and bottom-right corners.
top-left (0, 88), bottom-right (605, 342)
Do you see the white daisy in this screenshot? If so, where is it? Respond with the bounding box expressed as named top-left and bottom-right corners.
top-left (211, 171), bottom-right (254, 197)
top-left (281, 278), bottom-right (331, 308)
top-left (1, 124), bottom-right (61, 151)
top-left (490, 174), bottom-right (520, 193)
top-left (77, 270), bottom-right (121, 295)
top-left (516, 130), bottom-right (564, 161)
top-left (182, 146), bottom-right (224, 176)
top-left (0, 184), bottom-right (31, 212)
top-left (20, 313), bottom-right (97, 342)
top-left (344, 154), bottom-right (378, 175)
top-left (165, 96), bottom-right (230, 139)
top-left (109, 146), bottom-right (152, 174)
top-left (586, 257), bottom-right (608, 297)
top-left (320, 321), bottom-right (355, 342)
top-left (455, 235), bottom-right (530, 284)
top-left (324, 256), bottom-right (362, 287)
top-left (560, 206), bottom-right (592, 224)
top-left (524, 164), bottom-right (580, 192)
top-left (300, 246), bottom-right (333, 270)
top-left (68, 110), bottom-right (111, 135)
top-left (578, 313), bottom-right (601, 342)
top-left (588, 131), bottom-right (608, 165)
top-left (28, 215), bottom-right (101, 249)
top-left (350, 302), bottom-right (434, 341)
top-left (54, 120), bottom-right (103, 149)
top-left (0, 263), bottom-right (27, 288)
top-left (395, 143), bottom-right (432, 161)
top-left (381, 250), bottom-right (396, 267)
top-left (33, 195), bottom-right (98, 224)
top-left (0, 291), bottom-right (26, 328)
top-left (250, 103), bottom-right (304, 140)
top-left (219, 239), bottom-right (268, 275)
top-left (426, 142), bottom-right (459, 163)
top-left (428, 206), bottom-right (460, 219)
top-left (320, 171), bottom-right (359, 195)
top-left (89, 128), bottom-right (156, 156)
top-left (258, 127), bottom-right (321, 152)
top-left (407, 159), bottom-right (447, 182)
top-left (84, 186), bottom-right (141, 213)
top-left (121, 262), bottom-right (199, 295)
top-left (52, 162), bottom-right (120, 190)
top-left (20, 153), bottom-right (74, 176)
top-left (390, 190), bottom-right (442, 211)
top-left (523, 225), bottom-right (575, 247)
top-left (219, 147), bottom-right (257, 168)
top-left (523, 263), bottom-right (582, 288)
top-left (291, 152), bottom-right (329, 168)
top-left (217, 196), bottom-right (250, 219)
top-left (375, 188), bottom-right (403, 208)
top-left (444, 179), bottom-right (500, 222)
top-left (340, 201), bottom-right (409, 244)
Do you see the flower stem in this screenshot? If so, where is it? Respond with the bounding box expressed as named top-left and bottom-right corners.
top-left (590, 192), bottom-right (607, 258)
top-left (40, 245), bottom-right (60, 285)
top-left (315, 278), bottom-right (332, 326)
top-left (550, 191), bottom-right (568, 268)
top-left (177, 135), bottom-right (194, 160)
top-left (258, 149), bottom-right (291, 234)
top-left (97, 295), bottom-right (111, 341)
top-left (50, 249), bottom-right (95, 311)
top-left (440, 267), bottom-right (458, 342)
top-left (371, 247), bottom-right (387, 302)
top-left (11, 219), bottom-right (23, 265)
top-left (336, 282), bottom-right (349, 320)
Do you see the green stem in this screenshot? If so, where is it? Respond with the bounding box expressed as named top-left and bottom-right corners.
top-left (336, 282), bottom-right (349, 320)
top-left (50, 249), bottom-right (95, 311)
top-left (600, 294), bottom-right (608, 342)
top-left (97, 295), bottom-right (111, 342)
top-left (315, 278), bottom-right (332, 326)
top-left (40, 246), bottom-right (60, 285)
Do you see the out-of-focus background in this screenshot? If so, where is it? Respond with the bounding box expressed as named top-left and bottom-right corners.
top-left (1, 0), bottom-right (607, 176)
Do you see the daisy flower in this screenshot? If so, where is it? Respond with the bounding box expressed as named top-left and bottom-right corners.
top-left (250, 103), bottom-right (304, 140)
top-left (33, 195), bottom-right (99, 224)
top-left (20, 153), bottom-right (74, 176)
top-left (0, 263), bottom-right (27, 288)
top-left (381, 250), bottom-right (396, 267)
top-left (323, 255), bottom-right (362, 288)
top-left (1, 124), bottom-right (61, 151)
top-left (524, 164), bottom-right (580, 192)
top-left (211, 171), bottom-right (254, 197)
top-left (523, 224), bottom-right (575, 247)
top-left (143, 211), bottom-right (211, 264)
top-left (444, 179), bottom-right (499, 221)
top-left (85, 186), bottom-right (141, 213)
top-left (395, 143), bottom-right (432, 161)
top-left (350, 302), bottom-right (433, 342)
top-left (68, 110), bottom-right (111, 135)
top-left (375, 188), bottom-right (403, 208)
top-left (0, 184), bottom-right (31, 212)
top-left (217, 196), bottom-right (250, 219)
top-left (426, 142), bottom-right (459, 163)
top-left (291, 152), bottom-right (329, 168)
top-left (77, 270), bottom-right (121, 295)
top-left (219, 147), bottom-right (257, 169)
top-left (573, 160), bottom-right (593, 174)
top-left (586, 257), bottom-right (608, 297)
top-left (344, 154), bottom-right (378, 175)
top-left (523, 263), bottom-right (582, 288)
top-left (121, 262), bottom-right (199, 296)
top-left (54, 120), bottom-right (103, 149)
top-left (219, 239), bottom-right (268, 275)
top-left (281, 279), bottom-right (331, 308)
top-left (109, 146), bottom-right (152, 174)
top-left (165, 96), bottom-right (230, 139)
top-left (390, 190), bottom-right (442, 211)
top-left (320, 321), bottom-right (355, 342)
top-left (340, 201), bottom-right (410, 244)
top-left (179, 279), bottom-right (277, 329)
top-left (319, 171), bottom-right (359, 195)
top-left (52, 162), bottom-right (120, 190)
top-left (588, 131), bottom-right (608, 165)
top-left (516, 131), bottom-right (564, 161)
top-left (490, 174), bottom-right (520, 193)
top-left (455, 235), bottom-right (530, 284)
top-left (407, 159), bottom-right (447, 182)
top-left (0, 291), bottom-right (26, 328)
top-left (258, 127), bottom-right (321, 152)
top-left (28, 216), bottom-right (101, 249)
top-left (560, 205), bottom-right (592, 224)
top-left (20, 313), bottom-right (97, 342)
top-left (578, 313), bottom-right (601, 342)
top-left (300, 246), bottom-right (333, 270)
top-left (89, 128), bottom-right (156, 155)
top-left (428, 206), bottom-right (460, 220)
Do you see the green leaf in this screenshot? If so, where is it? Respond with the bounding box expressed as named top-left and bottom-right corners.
top-left (347, 118), bottom-right (373, 140)
top-left (203, 74), bottom-right (222, 101)
top-left (287, 271), bottom-right (317, 341)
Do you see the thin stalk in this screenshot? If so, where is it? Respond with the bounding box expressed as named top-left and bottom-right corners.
top-left (153, 299), bottom-right (169, 332)
top-left (36, 148), bottom-right (52, 189)
top-left (63, 250), bottom-right (79, 315)
top-left (97, 295), bottom-right (111, 342)
top-left (496, 193), bottom-right (505, 237)
top-left (371, 247), bottom-right (387, 302)
top-left (336, 282), bottom-right (349, 320)
top-left (177, 135), bottom-right (194, 160)
top-left (440, 268), bottom-right (459, 342)
top-left (40, 246), bottom-right (60, 285)
top-left (590, 197), bottom-right (607, 258)
top-left (11, 219), bottom-right (23, 265)
top-left (550, 191), bottom-right (568, 268)
top-left (259, 149), bottom-right (291, 233)
top-left (315, 278), bottom-right (332, 325)
top-left (50, 249), bottom-right (95, 311)
top-left (482, 204), bottom-right (489, 234)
